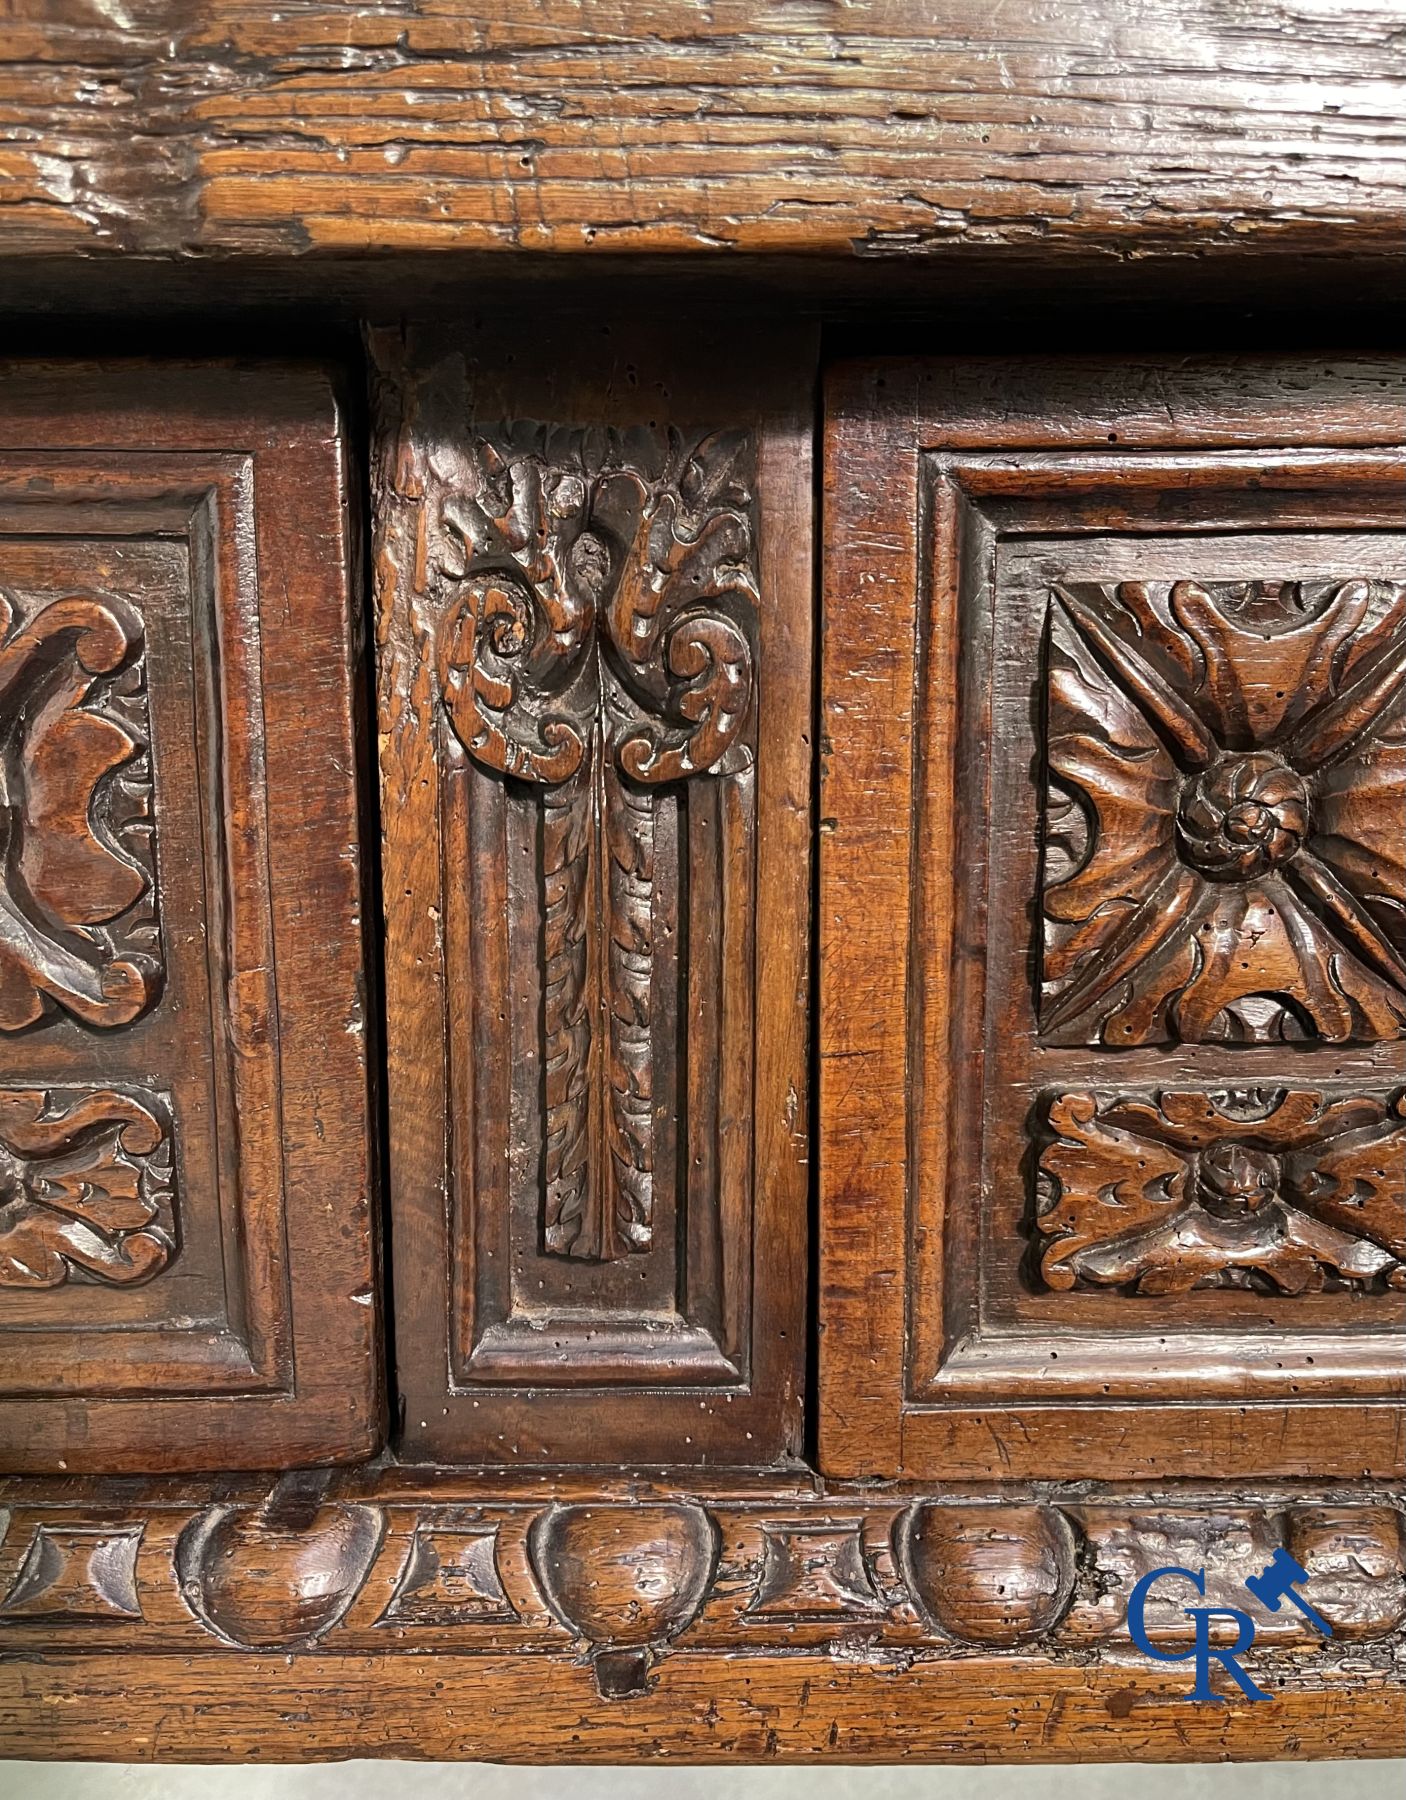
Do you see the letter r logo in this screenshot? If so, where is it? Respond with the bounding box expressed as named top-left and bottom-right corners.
top-left (1126, 1565), bottom-right (1271, 1704)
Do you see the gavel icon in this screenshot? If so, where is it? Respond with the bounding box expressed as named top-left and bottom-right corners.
top-left (1243, 1547), bottom-right (1333, 1638)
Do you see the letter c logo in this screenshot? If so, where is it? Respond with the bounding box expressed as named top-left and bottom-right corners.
top-left (1127, 1564), bottom-right (1205, 1662)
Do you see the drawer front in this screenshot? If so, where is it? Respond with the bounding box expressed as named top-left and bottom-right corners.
top-left (820, 355), bottom-right (1405, 1480)
top-left (0, 366), bottom-right (379, 1472)
top-left (373, 323), bottom-right (811, 1464)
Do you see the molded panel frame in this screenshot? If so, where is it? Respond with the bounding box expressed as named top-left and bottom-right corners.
top-left (373, 319), bottom-right (813, 1465)
top-left (0, 364), bottom-right (380, 1473)
top-left (819, 355), bottom-right (1406, 1481)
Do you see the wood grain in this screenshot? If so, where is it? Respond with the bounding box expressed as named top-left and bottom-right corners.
top-left (1, 3), bottom-right (1404, 266)
top-left (373, 318), bottom-right (812, 1464)
top-left (0, 1469), bottom-right (1401, 1762)
top-left (0, 364), bottom-right (380, 1474)
top-left (820, 354), bottom-right (1406, 1482)
top-left (7, 1649), bottom-right (1400, 1764)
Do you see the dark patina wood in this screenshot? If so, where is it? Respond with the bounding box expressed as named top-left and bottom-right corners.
top-left (0, 1467), bottom-right (1400, 1761)
top-left (0, 3), bottom-right (1403, 272)
top-left (820, 355), bottom-right (1406, 1483)
top-left (372, 320), bottom-right (813, 1466)
top-left (1, 3), bottom-right (1404, 1758)
top-left (0, 364), bottom-right (381, 1475)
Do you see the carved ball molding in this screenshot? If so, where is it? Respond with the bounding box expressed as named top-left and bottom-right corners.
top-left (1041, 578), bottom-right (1406, 1045)
top-left (2, 1489), bottom-right (1401, 1698)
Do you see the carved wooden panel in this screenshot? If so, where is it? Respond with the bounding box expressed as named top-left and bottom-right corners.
top-left (434, 423), bottom-right (758, 1267)
top-left (0, 365), bottom-right (379, 1473)
top-left (0, 586), bottom-right (159, 1032)
top-left (0, 1470), bottom-right (1400, 1759)
top-left (0, 1086), bottom-right (174, 1289)
top-left (1041, 578), bottom-right (1406, 1045)
top-left (1037, 1088), bottom-right (1405, 1296)
top-left (374, 322), bottom-right (811, 1463)
top-left (821, 356), bottom-right (1406, 1481)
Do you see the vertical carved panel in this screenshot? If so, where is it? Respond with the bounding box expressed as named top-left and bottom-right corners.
top-left (436, 428), bottom-right (757, 1263)
top-left (0, 587), bottom-right (160, 1031)
top-left (0, 366), bottom-right (378, 1476)
top-left (376, 324), bottom-right (811, 1463)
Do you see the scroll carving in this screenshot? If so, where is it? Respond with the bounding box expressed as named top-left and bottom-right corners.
top-left (0, 587), bottom-right (160, 1032)
top-left (1036, 1088), bottom-right (1406, 1295)
top-left (436, 429), bottom-right (757, 1261)
top-left (1041, 579), bottom-right (1406, 1044)
top-left (0, 1087), bottom-right (175, 1289)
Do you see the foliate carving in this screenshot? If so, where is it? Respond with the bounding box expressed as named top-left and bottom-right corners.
top-left (0, 1087), bottom-right (175, 1289)
top-left (435, 427), bottom-right (757, 1261)
top-left (1041, 578), bottom-right (1406, 1044)
top-left (1036, 1088), bottom-right (1406, 1295)
top-left (540, 751), bottom-right (655, 1258)
top-left (0, 587), bottom-right (160, 1031)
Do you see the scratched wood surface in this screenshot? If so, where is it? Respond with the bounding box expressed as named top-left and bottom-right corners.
top-left (1, 1), bottom-right (1404, 264)
top-left (819, 354), bottom-right (1406, 1483)
top-left (0, 1468), bottom-right (1401, 1761)
top-left (4, 1650), bottom-right (1401, 1763)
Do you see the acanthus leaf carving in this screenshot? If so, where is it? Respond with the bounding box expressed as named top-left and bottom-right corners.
top-left (0, 587), bottom-right (160, 1032)
top-left (0, 1086), bottom-right (176, 1289)
top-left (1040, 578), bottom-right (1406, 1045)
top-left (436, 427), bottom-right (758, 1262)
top-left (1036, 1086), bottom-right (1406, 1295)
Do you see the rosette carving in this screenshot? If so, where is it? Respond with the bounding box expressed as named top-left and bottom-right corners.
top-left (1036, 1087), bottom-right (1406, 1295)
top-left (435, 428), bottom-right (758, 1261)
top-left (1041, 578), bottom-right (1406, 1044)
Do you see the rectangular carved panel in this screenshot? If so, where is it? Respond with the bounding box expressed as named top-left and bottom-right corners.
top-left (1037, 1088), bottom-right (1405, 1295)
top-left (0, 1086), bottom-right (174, 1290)
top-left (820, 356), bottom-right (1406, 1482)
top-left (375, 322), bottom-right (812, 1463)
top-left (0, 365), bottom-right (379, 1473)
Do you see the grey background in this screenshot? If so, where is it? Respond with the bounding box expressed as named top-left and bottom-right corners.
top-left (2, 1765), bottom-right (1403, 1797)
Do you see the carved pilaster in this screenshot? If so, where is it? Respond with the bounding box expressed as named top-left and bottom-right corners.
top-left (435, 427), bottom-right (757, 1263)
top-left (374, 324), bottom-right (810, 1465)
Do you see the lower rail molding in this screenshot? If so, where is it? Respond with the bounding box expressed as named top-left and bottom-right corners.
top-left (1, 1470), bottom-right (1402, 1761)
